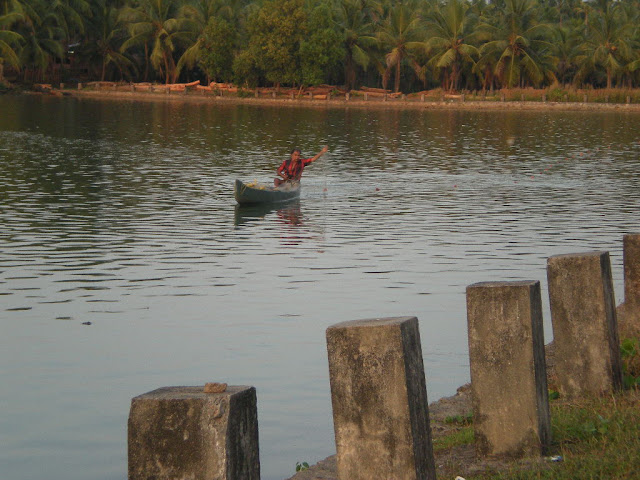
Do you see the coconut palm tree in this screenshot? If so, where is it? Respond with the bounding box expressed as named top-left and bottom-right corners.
top-left (425, 0), bottom-right (480, 92)
top-left (477, 0), bottom-right (557, 88)
top-left (119, 0), bottom-right (191, 83)
top-left (376, 1), bottom-right (426, 92)
top-left (334, 0), bottom-right (377, 90)
top-left (15, 1), bottom-right (65, 82)
top-left (83, 0), bottom-right (135, 81)
top-left (574, 3), bottom-right (636, 88)
top-left (0, 9), bottom-right (24, 78)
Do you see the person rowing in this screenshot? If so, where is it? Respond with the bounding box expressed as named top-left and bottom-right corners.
top-left (274, 145), bottom-right (329, 187)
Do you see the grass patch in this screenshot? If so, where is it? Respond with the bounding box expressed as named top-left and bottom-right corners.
top-left (436, 334), bottom-right (640, 479)
top-left (433, 425), bottom-right (475, 452)
top-left (460, 389), bottom-right (640, 479)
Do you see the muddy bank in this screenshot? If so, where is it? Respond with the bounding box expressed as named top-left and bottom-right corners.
top-left (64, 89), bottom-right (640, 113)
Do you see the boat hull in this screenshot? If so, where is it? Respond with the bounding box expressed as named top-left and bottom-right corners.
top-left (234, 179), bottom-right (301, 205)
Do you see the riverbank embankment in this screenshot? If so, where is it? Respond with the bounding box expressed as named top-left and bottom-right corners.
top-left (55, 88), bottom-right (640, 113)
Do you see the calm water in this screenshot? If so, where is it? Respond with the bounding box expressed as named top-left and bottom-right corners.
top-left (1, 95), bottom-right (639, 480)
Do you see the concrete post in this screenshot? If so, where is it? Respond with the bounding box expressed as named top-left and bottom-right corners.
top-left (623, 234), bottom-right (640, 305)
top-left (326, 317), bottom-right (436, 480)
top-left (78, 83), bottom-right (82, 90)
top-left (617, 234), bottom-right (640, 338)
top-left (128, 385), bottom-right (260, 480)
top-left (547, 251), bottom-right (623, 396)
top-left (466, 281), bottom-right (551, 458)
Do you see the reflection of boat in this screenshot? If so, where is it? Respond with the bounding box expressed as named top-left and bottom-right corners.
top-left (234, 203), bottom-right (277, 226)
top-left (234, 200), bottom-right (302, 227)
top-left (234, 179), bottom-right (301, 205)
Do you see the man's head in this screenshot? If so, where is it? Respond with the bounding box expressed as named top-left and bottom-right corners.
top-left (290, 148), bottom-right (302, 162)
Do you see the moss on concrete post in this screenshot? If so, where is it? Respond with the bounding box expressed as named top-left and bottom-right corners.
top-left (466, 281), bottom-right (551, 458)
top-left (128, 385), bottom-right (260, 480)
top-left (547, 251), bottom-right (623, 396)
top-left (326, 317), bottom-right (436, 480)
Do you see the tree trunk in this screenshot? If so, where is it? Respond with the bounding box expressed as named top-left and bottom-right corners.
top-left (0, 62), bottom-right (4, 84)
top-left (394, 59), bottom-right (401, 93)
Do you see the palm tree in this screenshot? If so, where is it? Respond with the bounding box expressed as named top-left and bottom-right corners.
top-left (84, 0), bottom-right (135, 81)
top-left (175, 0), bottom-right (238, 80)
top-left (119, 0), bottom-right (191, 83)
top-left (0, 9), bottom-right (24, 79)
top-left (425, 0), bottom-right (480, 92)
top-left (334, 0), bottom-right (377, 90)
top-left (376, 1), bottom-right (426, 92)
top-left (16, 1), bottom-right (65, 82)
top-left (477, 0), bottom-right (557, 88)
top-left (574, 3), bottom-right (636, 88)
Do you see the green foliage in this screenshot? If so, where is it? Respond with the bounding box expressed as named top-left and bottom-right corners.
top-left (0, 0), bottom-right (639, 89)
top-left (445, 412), bottom-right (474, 425)
top-left (621, 337), bottom-right (640, 388)
top-left (246, 0), bottom-right (307, 87)
top-left (299, 3), bottom-right (344, 86)
top-left (295, 461), bottom-right (309, 472)
top-left (199, 17), bottom-right (235, 82)
top-left (433, 425), bottom-right (475, 451)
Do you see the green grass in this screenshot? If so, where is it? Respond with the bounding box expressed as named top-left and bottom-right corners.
top-left (433, 426), bottom-right (475, 452)
top-left (436, 334), bottom-right (640, 479)
top-left (461, 389), bottom-right (640, 479)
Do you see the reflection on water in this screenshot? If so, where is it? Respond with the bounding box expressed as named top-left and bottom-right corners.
top-left (1, 95), bottom-right (639, 480)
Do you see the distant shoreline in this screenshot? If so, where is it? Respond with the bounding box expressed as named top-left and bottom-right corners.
top-left (62, 89), bottom-right (640, 113)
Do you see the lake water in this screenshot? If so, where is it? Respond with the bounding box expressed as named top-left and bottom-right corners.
top-left (1, 94), bottom-right (638, 480)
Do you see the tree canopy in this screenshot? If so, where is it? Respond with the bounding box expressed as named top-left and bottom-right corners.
top-left (1, 0), bottom-right (639, 91)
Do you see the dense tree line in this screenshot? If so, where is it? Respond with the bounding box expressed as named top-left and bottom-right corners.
top-left (1, 0), bottom-right (639, 91)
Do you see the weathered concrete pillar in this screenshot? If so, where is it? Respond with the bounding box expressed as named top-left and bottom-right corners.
top-left (128, 385), bottom-right (260, 480)
top-left (326, 317), bottom-right (436, 480)
top-left (547, 251), bottom-right (623, 396)
top-left (617, 234), bottom-right (640, 338)
top-left (623, 234), bottom-right (640, 305)
top-left (466, 281), bottom-right (551, 458)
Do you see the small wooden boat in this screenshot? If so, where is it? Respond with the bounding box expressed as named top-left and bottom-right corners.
top-left (234, 179), bottom-right (301, 205)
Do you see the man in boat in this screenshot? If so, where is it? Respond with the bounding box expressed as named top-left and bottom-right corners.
top-left (274, 145), bottom-right (329, 187)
